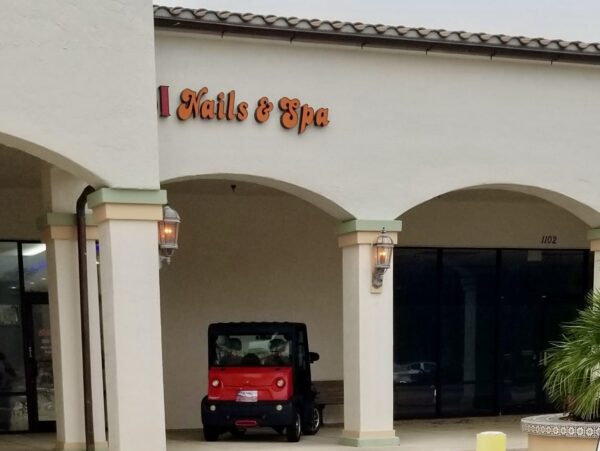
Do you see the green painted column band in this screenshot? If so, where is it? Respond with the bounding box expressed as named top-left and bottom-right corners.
top-left (36, 212), bottom-right (95, 229)
top-left (588, 229), bottom-right (600, 241)
top-left (336, 219), bottom-right (402, 236)
top-left (87, 188), bottom-right (167, 209)
top-left (338, 436), bottom-right (400, 447)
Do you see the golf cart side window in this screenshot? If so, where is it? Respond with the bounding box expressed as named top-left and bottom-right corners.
top-left (298, 329), bottom-right (306, 369)
top-left (212, 333), bottom-right (292, 367)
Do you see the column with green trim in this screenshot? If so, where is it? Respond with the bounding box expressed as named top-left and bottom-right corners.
top-left (88, 188), bottom-right (167, 451)
top-left (39, 166), bottom-right (107, 451)
top-left (588, 228), bottom-right (600, 291)
top-left (337, 220), bottom-right (402, 447)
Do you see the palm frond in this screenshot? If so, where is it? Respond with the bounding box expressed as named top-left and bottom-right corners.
top-left (544, 290), bottom-right (600, 421)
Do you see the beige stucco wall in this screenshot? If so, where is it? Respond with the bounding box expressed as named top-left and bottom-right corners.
top-left (159, 181), bottom-right (343, 429)
top-left (159, 184), bottom-right (590, 429)
top-left (399, 189), bottom-right (589, 248)
top-left (155, 31), bottom-right (600, 224)
top-left (0, 2), bottom-right (160, 188)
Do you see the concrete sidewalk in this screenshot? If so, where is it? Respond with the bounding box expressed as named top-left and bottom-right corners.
top-left (0, 416), bottom-right (527, 451)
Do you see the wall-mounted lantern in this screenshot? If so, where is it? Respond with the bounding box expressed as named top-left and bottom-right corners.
top-left (372, 228), bottom-right (394, 289)
top-left (158, 204), bottom-right (181, 264)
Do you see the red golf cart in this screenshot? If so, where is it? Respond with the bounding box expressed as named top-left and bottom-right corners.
top-left (201, 322), bottom-right (321, 442)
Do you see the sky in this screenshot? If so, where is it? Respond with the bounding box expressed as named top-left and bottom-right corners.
top-left (158, 0), bottom-right (600, 44)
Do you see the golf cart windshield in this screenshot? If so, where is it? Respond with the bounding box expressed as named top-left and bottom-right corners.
top-left (211, 333), bottom-right (292, 367)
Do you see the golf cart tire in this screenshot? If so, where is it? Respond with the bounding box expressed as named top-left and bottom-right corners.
top-left (286, 411), bottom-right (302, 442)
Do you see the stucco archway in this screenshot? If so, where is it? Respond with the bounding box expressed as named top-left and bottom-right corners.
top-left (395, 184), bottom-right (599, 249)
top-left (395, 183), bottom-right (600, 228)
top-left (0, 136), bottom-right (110, 443)
top-left (0, 131), bottom-right (104, 187)
top-left (161, 173), bottom-right (353, 221)
top-left (159, 177), bottom-right (345, 430)
top-left (392, 184), bottom-right (597, 420)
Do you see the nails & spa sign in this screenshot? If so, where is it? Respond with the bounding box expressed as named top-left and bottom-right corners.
top-left (158, 86), bottom-right (330, 135)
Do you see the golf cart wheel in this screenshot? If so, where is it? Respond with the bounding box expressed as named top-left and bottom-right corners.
top-left (203, 426), bottom-right (219, 442)
top-left (303, 405), bottom-right (321, 435)
top-left (286, 411), bottom-right (302, 442)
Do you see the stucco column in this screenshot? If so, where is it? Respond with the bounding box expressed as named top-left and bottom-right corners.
top-left (88, 188), bottom-right (167, 451)
top-left (40, 167), bottom-right (107, 451)
top-left (337, 219), bottom-right (402, 447)
top-left (40, 219), bottom-right (107, 450)
top-left (588, 229), bottom-right (600, 291)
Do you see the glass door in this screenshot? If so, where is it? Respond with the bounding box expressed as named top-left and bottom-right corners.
top-left (393, 249), bottom-right (438, 418)
top-left (498, 250), bottom-right (543, 414)
top-left (23, 298), bottom-right (55, 431)
top-left (21, 243), bottom-right (55, 432)
top-left (438, 249), bottom-right (496, 417)
top-left (536, 250), bottom-right (587, 412)
top-left (498, 250), bottom-right (587, 414)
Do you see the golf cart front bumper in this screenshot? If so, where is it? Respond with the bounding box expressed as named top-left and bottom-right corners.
top-left (201, 396), bottom-right (295, 428)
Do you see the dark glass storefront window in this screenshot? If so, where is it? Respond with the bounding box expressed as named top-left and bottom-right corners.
top-left (394, 247), bottom-right (590, 419)
top-left (439, 250), bottom-right (496, 416)
top-left (499, 250), bottom-right (586, 413)
top-left (393, 249), bottom-right (437, 417)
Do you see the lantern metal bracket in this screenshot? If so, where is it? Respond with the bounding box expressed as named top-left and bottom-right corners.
top-left (372, 267), bottom-right (386, 289)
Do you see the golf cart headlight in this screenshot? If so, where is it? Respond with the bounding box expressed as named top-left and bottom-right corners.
top-left (209, 405), bottom-right (216, 412)
top-left (275, 377), bottom-right (286, 388)
top-left (211, 378), bottom-right (221, 388)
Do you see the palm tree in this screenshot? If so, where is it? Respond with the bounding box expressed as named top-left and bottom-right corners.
top-left (544, 290), bottom-right (600, 421)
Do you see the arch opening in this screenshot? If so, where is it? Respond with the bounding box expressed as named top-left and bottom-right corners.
top-left (392, 185), bottom-right (594, 420)
top-left (159, 177), bottom-right (345, 429)
top-left (0, 144), bottom-right (57, 433)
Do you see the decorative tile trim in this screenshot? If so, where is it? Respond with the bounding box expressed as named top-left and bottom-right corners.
top-left (522, 414), bottom-right (600, 438)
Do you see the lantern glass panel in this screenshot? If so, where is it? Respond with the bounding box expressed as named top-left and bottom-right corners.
top-left (158, 220), bottom-right (178, 248)
top-left (377, 246), bottom-right (392, 267)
